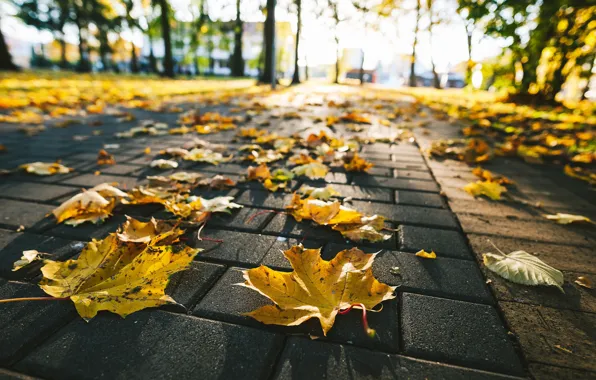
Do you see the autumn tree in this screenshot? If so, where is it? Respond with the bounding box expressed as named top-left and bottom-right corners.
top-left (15, 0), bottom-right (71, 68)
top-left (459, 0), bottom-right (596, 104)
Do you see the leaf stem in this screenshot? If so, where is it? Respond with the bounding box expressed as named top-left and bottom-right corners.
top-left (245, 209), bottom-right (283, 224)
top-left (339, 303), bottom-right (376, 338)
top-left (0, 296), bottom-right (69, 304)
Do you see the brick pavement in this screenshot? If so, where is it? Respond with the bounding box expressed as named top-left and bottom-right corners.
top-left (0, 85), bottom-right (564, 379)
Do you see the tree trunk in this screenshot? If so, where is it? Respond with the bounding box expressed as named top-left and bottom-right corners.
top-left (259, 0), bottom-right (275, 83)
top-left (409, 0), bottom-right (421, 87)
top-left (305, 55), bottom-right (309, 80)
top-left (158, 0), bottom-right (175, 77)
top-left (75, 20), bottom-right (91, 72)
top-left (59, 37), bottom-right (67, 69)
top-left (580, 55), bottom-right (595, 101)
top-left (427, 0), bottom-right (440, 89)
top-left (359, 49), bottom-right (365, 85)
top-left (148, 34), bottom-right (157, 73)
top-left (130, 43), bottom-right (139, 73)
top-left (0, 22), bottom-right (19, 71)
top-left (231, 0), bottom-right (245, 76)
top-left (466, 31), bottom-right (473, 86)
top-left (334, 36), bottom-right (340, 84)
top-left (291, 0), bottom-right (301, 85)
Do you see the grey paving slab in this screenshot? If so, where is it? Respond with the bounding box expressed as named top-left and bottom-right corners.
top-left (349, 201), bottom-right (459, 229)
top-left (15, 311), bottom-right (284, 380)
top-left (399, 225), bottom-right (473, 260)
top-left (0, 199), bottom-right (55, 232)
top-left (401, 293), bottom-right (523, 375)
top-left (301, 181), bottom-right (394, 202)
top-left (0, 281), bottom-right (75, 366)
top-left (0, 230), bottom-right (84, 281)
top-left (273, 338), bottom-right (524, 380)
top-left (352, 176), bottom-right (440, 192)
top-left (323, 243), bottom-right (492, 304)
top-left (0, 182), bottom-right (78, 203)
top-left (191, 229), bottom-right (279, 265)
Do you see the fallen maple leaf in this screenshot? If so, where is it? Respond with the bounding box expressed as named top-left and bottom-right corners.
top-left (415, 250), bottom-right (437, 259)
top-left (343, 154), bottom-right (374, 172)
top-left (19, 162), bottom-right (72, 176)
top-left (463, 180), bottom-right (507, 200)
top-left (12, 250), bottom-right (45, 271)
top-left (97, 149), bottom-right (116, 165)
top-left (472, 167), bottom-right (513, 185)
top-left (183, 148), bottom-right (231, 164)
top-left (53, 183), bottom-right (128, 225)
top-left (116, 216), bottom-right (174, 243)
top-left (544, 213), bottom-right (593, 225)
top-left (197, 175), bottom-right (236, 189)
top-left (483, 247), bottom-right (564, 292)
top-left (247, 164), bottom-right (271, 181)
top-left (298, 185), bottom-right (340, 200)
top-left (291, 162), bottom-right (329, 179)
top-left (150, 159), bottom-right (179, 169)
top-left (239, 245), bottom-right (396, 335)
top-left (38, 229), bottom-right (200, 320)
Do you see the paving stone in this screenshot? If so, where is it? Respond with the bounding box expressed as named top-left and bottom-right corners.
top-left (401, 293), bottom-right (523, 375)
top-left (235, 190), bottom-right (293, 210)
top-left (193, 268), bottom-right (400, 352)
top-left (165, 261), bottom-right (225, 309)
top-left (323, 243), bottom-right (491, 304)
top-left (529, 363), bottom-right (596, 380)
top-left (467, 234), bottom-right (596, 274)
top-left (83, 163), bottom-right (141, 175)
top-left (263, 213), bottom-right (397, 249)
top-left (208, 206), bottom-right (274, 232)
top-left (0, 281), bottom-right (75, 365)
top-left (306, 172), bottom-right (349, 184)
top-left (457, 214), bottom-right (596, 247)
top-left (61, 173), bottom-right (140, 190)
top-left (46, 214), bottom-right (127, 241)
top-left (190, 230), bottom-right (278, 265)
top-left (15, 311), bottom-right (284, 380)
top-left (394, 190), bottom-right (445, 208)
top-left (349, 200), bottom-right (458, 229)
top-left (391, 169), bottom-right (434, 181)
top-left (501, 302), bottom-right (596, 373)
top-left (399, 225), bottom-right (473, 260)
top-left (273, 337), bottom-right (522, 380)
top-left (352, 176), bottom-right (440, 193)
top-left (301, 181), bottom-right (393, 202)
top-left (361, 166), bottom-right (393, 177)
top-left (0, 199), bottom-right (54, 232)
top-left (448, 198), bottom-right (545, 220)
top-left (0, 230), bottom-right (84, 281)
top-left (0, 182), bottom-right (78, 203)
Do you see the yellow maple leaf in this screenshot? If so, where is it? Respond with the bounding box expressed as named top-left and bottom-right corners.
top-left (415, 249), bottom-right (437, 259)
top-left (247, 164), bottom-right (271, 181)
top-left (463, 180), bottom-right (507, 200)
top-left (291, 162), bottom-right (329, 179)
top-left (344, 154), bottom-right (374, 172)
top-left (544, 213), bottom-right (593, 225)
top-left (53, 183), bottom-right (128, 225)
top-left (39, 229), bottom-right (200, 320)
top-left (240, 245), bottom-right (396, 335)
top-left (19, 162), bottom-right (72, 176)
top-left (116, 216), bottom-right (174, 243)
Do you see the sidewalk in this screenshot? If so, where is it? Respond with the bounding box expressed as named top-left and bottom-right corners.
top-left (0, 84), bottom-right (591, 379)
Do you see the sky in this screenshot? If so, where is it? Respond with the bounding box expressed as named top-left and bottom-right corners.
top-left (1, 0), bottom-right (505, 73)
